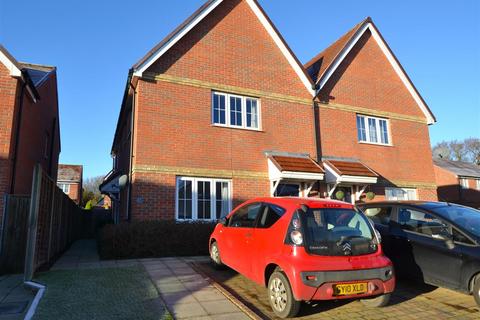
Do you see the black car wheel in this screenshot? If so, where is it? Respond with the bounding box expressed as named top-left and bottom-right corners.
top-left (473, 275), bottom-right (480, 307)
top-left (361, 293), bottom-right (391, 308)
top-left (268, 271), bottom-right (301, 318)
top-left (210, 241), bottom-right (224, 269)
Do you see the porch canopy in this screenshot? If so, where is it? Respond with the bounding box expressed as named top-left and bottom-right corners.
top-left (266, 152), bottom-right (324, 197)
top-left (323, 159), bottom-right (378, 201)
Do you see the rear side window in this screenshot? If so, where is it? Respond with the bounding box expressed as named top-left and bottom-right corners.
top-left (257, 204), bottom-right (285, 228)
top-left (229, 203), bottom-right (263, 228)
top-left (397, 208), bottom-right (447, 236)
top-left (363, 207), bottom-right (392, 225)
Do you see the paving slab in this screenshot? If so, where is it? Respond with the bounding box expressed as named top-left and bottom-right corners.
top-left (0, 275), bottom-right (36, 320)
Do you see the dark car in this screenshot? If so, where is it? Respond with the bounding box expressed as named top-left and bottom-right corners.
top-left (358, 201), bottom-right (480, 306)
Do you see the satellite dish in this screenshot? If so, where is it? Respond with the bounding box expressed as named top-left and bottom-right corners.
top-left (118, 175), bottom-right (128, 189)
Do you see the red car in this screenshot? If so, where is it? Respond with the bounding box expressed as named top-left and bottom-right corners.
top-left (209, 197), bottom-right (395, 318)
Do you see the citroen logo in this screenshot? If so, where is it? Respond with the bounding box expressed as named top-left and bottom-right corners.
top-left (342, 242), bottom-right (352, 255)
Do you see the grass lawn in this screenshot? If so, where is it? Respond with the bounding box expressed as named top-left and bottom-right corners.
top-left (33, 266), bottom-right (171, 320)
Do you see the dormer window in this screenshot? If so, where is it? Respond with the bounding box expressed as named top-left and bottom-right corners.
top-left (212, 92), bottom-right (260, 130)
top-left (356, 115), bottom-right (390, 145)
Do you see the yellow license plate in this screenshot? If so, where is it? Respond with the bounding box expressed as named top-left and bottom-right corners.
top-left (333, 283), bottom-right (368, 296)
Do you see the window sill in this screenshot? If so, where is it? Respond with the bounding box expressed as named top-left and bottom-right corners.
top-left (211, 123), bottom-right (263, 132)
top-left (358, 141), bottom-right (393, 147)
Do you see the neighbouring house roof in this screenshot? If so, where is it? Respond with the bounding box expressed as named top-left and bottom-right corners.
top-left (58, 164), bottom-right (83, 183)
top-left (304, 17), bottom-right (436, 125)
top-left (131, 0), bottom-right (314, 96)
top-left (272, 155), bottom-right (324, 174)
top-left (433, 159), bottom-right (480, 179)
top-left (323, 159), bottom-right (378, 177)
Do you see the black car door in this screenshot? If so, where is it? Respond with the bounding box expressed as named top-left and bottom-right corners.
top-left (362, 205), bottom-right (395, 258)
top-left (391, 207), bottom-right (463, 288)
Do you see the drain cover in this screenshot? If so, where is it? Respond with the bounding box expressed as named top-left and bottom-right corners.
top-left (0, 301), bottom-right (28, 315)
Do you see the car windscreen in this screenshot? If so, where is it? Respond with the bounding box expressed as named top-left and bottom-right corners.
top-left (431, 205), bottom-right (480, 238)
top-left (302, 208), bottom-right (377, 256)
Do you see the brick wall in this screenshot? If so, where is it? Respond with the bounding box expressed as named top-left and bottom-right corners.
top-left (317, 29), bottom-right (437, 195)
top-left (12, 72), bottom-right (60, 195)
top-left (128, 0), bottom-right (315, 220)
top-left (0, 63), bottom-right (18, 216)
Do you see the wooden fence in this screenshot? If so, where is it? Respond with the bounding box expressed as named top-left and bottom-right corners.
top-left (24, 164), bottom-right (84, 280)
top-left (0, 195), bottom-right (30, 273)
top-left (0, 164), bottom-right (84, 276)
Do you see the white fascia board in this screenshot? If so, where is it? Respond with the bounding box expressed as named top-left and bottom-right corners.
top-left (245, 0), bottom-right (315, 97)
top-left (280, 171), bottom-right (324, 181)
top-left (340, 175), bottom-right (378, 184)
top-left (134, 0), bottom-right (224, 77)
top-left (323, 162), bottom-right (340, 182)
top-left (0, 50), bottom-right (21, 77)
top-left (317, 22), bottom-right (435, 125)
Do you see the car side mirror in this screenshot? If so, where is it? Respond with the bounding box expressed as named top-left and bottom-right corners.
top-left (218, 217), bottom-right (228, 226)
top-left (432, 230), bottom-right (455, 249)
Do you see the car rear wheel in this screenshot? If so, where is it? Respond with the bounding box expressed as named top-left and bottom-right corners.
top-left (360, 293), bottom-right (391, 308)
top-left (473, 275), bottom-right (480, 307)
top-left (268, 271), bottom-right (301, 318)
top-left (210, 241), bottom-right (224, 269)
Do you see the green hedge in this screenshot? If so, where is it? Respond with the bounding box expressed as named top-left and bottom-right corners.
top-left (98, 221), bottom-right (216, 260)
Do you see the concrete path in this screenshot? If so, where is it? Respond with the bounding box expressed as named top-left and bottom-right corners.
top-left (0, 275), bottom-right (35, 320)
top-left (51, 240), bottom-right (250, 319)
top-left (142, 257), bottom-right (250, 320)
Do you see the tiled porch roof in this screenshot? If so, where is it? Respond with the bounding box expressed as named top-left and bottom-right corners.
top-left (324, 160), bottom-right (377, 177)
top-left (272, 156), bottom-right (324, 174)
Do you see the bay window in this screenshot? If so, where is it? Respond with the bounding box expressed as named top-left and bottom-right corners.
top-left (176, 177), bottom-right (232, 220)
top-left (212, 92), bottom-right (260, 130)
top-left (357, 115), bottom-right (390, 145)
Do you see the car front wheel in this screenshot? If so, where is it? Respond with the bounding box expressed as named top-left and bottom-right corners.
top-left (268, 271), bottom-right (301, 318)
top-left (360, 293), bottom-right (391, 308)
top-left (473, 275), bottom-right (480, 307)
top-left (210, 241), bottom-right (224, 269)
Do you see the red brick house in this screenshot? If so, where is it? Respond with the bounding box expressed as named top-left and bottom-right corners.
top-left (57, 164), bottom-right (83, 205)
top-left (102, 0), bottom-right (437, 222)
top-left (0, 45), bottom-right (61, 217)
top-left (433, 159), bottom-right (480, 208)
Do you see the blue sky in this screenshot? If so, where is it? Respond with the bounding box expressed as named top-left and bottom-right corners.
top-left (1, 0), bottom-right (479, 178)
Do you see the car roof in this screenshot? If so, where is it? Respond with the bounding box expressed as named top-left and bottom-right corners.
top-left (358, 200), bottom-right (466, 212)
top-left (246, 197), bottom-right (354, 209)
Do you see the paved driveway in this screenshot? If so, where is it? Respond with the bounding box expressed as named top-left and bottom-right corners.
top-left (193, 262), bottom-right (479, 320)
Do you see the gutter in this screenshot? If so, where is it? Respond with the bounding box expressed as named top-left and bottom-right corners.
top-left (23, 281), bottom-right (46, 320)
top-left (126, 70), bottom-right (137, 221)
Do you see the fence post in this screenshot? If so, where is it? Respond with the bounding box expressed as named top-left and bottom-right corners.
top-left (0, 194), bottom-right (9, 256)
top-left (24, 164), bottom-right (42, 282)
top-left (46, 183), bottom-right (57, 261)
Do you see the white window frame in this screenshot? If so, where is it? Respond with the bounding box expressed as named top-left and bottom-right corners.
top-left (385, 187), bottom-right (417, 200)
top-left (476, 179), bottom-right (480, 190)
top-left (460, 178), bottom-right (469, 189)
top-left (356, 114), bottom-right (391, 146)
top-left (175, 177), bottom-right (232, 221)
top-left (211, 91), bottom-right (261, 131)
top-left (58, 183), bottom-right (70, 194)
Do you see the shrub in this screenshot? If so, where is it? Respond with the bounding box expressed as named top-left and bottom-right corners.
top-left (97, 220), bottom-right (216, 260)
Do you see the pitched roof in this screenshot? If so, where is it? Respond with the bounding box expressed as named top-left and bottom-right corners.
top-left (433, 159), bottom-right (480, 178)
top-left (324, 159), bottom-right (378, 177)
top-left (131, 0), bottom-right (314, 96)
top-left (304, 18), bottom-right (368, 83)
top-left (58, 164), bottom-right (83, 182)
top-left (272, 155), bottom-right (324, 174)
top-left (304, 18), bottom-right (436, 125)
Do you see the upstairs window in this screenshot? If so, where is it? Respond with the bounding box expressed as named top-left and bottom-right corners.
top-left (57, 183), bottom-right (70, 194)
top-left (212, 92), bottom-right (260, 130)
top-left (357, 115), bottom-right (390, 145)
